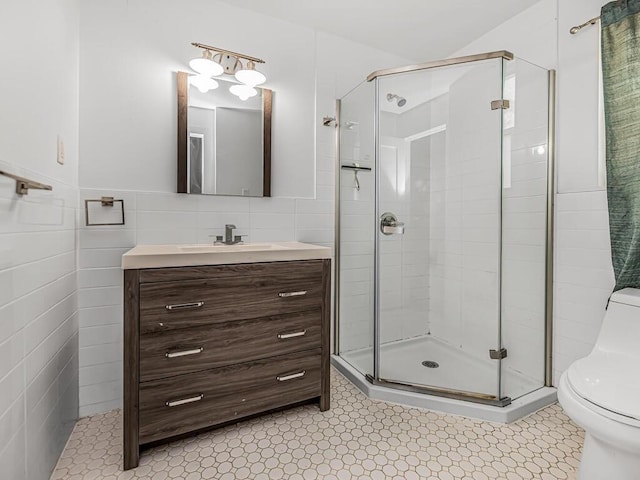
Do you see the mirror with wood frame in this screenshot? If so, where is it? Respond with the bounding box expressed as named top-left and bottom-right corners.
top-left (177, 71), bottom-right (272, 197)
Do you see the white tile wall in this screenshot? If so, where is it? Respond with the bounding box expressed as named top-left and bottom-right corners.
top-left (553, 191), bottom-right (614, 384)
top-left (0, 171), bottom-right (79, 480)
top-left (0, 1), bottom-right (80, 479)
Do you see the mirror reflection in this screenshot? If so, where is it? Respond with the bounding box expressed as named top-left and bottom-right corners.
top-left (177, 71), bottom-right (272, 197)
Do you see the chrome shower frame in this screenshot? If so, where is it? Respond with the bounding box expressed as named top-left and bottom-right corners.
top-left (333, 50), bottom-right (557, 407)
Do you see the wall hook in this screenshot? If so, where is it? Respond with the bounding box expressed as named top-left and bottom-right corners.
top-left (323, 116), bottom-right (336, 127)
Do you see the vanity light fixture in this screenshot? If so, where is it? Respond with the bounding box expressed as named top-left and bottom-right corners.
top-left (188, 42), bottom-right (266, 98)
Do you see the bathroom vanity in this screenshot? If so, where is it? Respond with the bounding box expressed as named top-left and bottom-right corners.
top-left (121, 242), bottom-right (331, 469)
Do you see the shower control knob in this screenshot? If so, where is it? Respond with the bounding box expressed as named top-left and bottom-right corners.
top-left (380, 212), bottom-right (405, 235)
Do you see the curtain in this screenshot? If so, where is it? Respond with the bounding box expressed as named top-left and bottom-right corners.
top-left (601, 0), bottom-right (640, 291)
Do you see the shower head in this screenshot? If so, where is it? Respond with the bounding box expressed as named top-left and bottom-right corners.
top-left (386, 93), bottom-right (407, 107)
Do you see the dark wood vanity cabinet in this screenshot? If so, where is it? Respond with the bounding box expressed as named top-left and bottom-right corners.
top-left (123, 259), bottom-right (331, 470)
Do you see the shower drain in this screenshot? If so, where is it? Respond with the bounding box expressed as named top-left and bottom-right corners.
top-left (421, 360), bottom-right (439, 368)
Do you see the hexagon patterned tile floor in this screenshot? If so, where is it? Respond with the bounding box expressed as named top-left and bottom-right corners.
top-left (51, 368), bottom-right (583, 480)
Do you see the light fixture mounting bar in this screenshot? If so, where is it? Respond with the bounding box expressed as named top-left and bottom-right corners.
top-left (191, 42), bottom-right (265, 64)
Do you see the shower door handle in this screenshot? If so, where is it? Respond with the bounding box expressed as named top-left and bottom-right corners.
top-left (380, 212), bottom-right (405, 235)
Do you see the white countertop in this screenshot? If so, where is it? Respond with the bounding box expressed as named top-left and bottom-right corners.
top-left (121, 242), bottom-right (331, 269)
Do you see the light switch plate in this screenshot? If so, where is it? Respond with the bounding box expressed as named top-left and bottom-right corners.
top-left (57, 136), bottom-right (65, 165)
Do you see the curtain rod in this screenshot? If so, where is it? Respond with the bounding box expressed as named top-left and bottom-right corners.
top-left (570, 15), bottom-right (600, 34)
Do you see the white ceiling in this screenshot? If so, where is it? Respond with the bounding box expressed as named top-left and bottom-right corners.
top-left (217, 0), bottom-right (540, 61)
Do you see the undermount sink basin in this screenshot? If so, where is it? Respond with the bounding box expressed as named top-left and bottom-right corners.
top-left (178, 243), bottom-right (280, 253)
top-left (122, 241), bottom-right (331, 269)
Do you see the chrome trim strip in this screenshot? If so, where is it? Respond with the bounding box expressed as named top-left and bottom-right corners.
top-left (366, 50), bottom-right (514, 82)
top-left (334, 99), bottom-right (341, 355)
top-left (365, 375), bottom-right (512, 407)
top-left (277, 371), bottom-right (306, 382)
top-left (165, 347), bottom-right (204, 358)
top-left (165, 394), bottom-right (204, 407)
top-left (278, 291), bottom-right (307, 298)
top-left (165, 301), bottom-right (205, 311)
top-left (277, 330), bottom-right (306, 339)
top-left (545, 70), bottom-right (557, 387)
top-left (497, 57), bottom-right (505, 400)
top-left (373, 78), bottom-right (381, 380)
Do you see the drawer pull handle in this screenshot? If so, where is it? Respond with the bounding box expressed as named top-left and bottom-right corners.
top-left (278, 291), bottom-right (307, 298)
top-left (277, 371), bottom-right (306, 382)
top-left (165, 347), bottom-right (204, 358)
top-left (277, 330), bottom-right (307, 339)
top-left (165, 394), bottom-right (204, 407)
top-left (165, 301), bottom-right (205, 311)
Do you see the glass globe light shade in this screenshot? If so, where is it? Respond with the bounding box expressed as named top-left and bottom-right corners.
top-left (235, 60), bottom-right (266, 86)
top-left (189, 75), bottom-right (219, 93)
top-left (229, 84), bottom-right (258, 100)
top-left (189, 50), bottom-right (224, 77)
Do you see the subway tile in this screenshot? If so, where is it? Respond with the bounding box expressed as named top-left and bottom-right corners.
top-left (79, 379), bottom-right (122, 406)
top-left (556, 191), bottom-right (608, 211)
top-left (79, 228), bottom-right (136, 249)
top-left (24, 293), bottom-right (76, 355)
top-left (556, 228), bottom-right (611, 251)
top-left (0, 231), bottom-right (74, 271)
top-left (248, 228), bottom-right (295, 243)
top-left (79, 343), bottom-right (122, 368)
top-left (295, 213), bottom-right (334, 230)
top-left (78, 286), bottom-right (121, 309)
top-left (0, 427), bottom-right (25, 480)
top-left (25, 313), bottom-right (77, 385)
top-left (295, 229), bottom-right (334, 244)
top-left (79, 247), bottom-right (129, 269)
top-left (250, 197), bottom-right (295, 214)
top-left (0, 332), bottom-right (23, 384)
top-left (0, 251), bottom-right (75, 307)
top-left (78, 268), bottom-right (122, 289)
top-left (135, 228), bottom-right (197, 245)
top-left (79, 305), bottom-right (121, 329)
top-left (79, 361), bottom-right (121, 387)
top-left (295, 199), bottom-right (334, 215)
top-left (137, 211), bottom-right (197, 230)
top-left (79, 324), bottom-right (122, 348)
top-left (556, 247), bottom-right (613, 270)
top-left (197, 212), bottom-right (250, 231)
top-left (79, 398), bottom-right (122, 418)
top-left (136, 192), bottom-right (199, 212)
top-left (198, 195), bottom-right (251, 212)
top-left (0, 364), bottom-right (24, 417)
top-left (249, 213), bottom-right (294, 230)
top-left (0, 394), bottom-right (24, 462)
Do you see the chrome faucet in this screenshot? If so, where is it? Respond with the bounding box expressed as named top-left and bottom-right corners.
top-left (213, 224), bottom-right (245, 245)
top-left (225, 224), bottom-right (236, 243)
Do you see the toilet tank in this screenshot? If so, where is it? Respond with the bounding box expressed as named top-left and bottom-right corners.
top-left (596, 288), bottom-right (640, 358)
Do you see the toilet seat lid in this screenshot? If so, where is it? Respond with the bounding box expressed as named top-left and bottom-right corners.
top-left (567, 352), bottom-right (640, 421)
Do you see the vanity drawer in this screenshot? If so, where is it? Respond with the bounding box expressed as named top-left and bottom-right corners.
top-left (139, 349), bottom-right (321, 444)
top-left (139, 310), bottom-right (321, 382)
top-left (139, 261), bottom-right (323, 333)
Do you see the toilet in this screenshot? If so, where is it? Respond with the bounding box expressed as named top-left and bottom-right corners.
top-left (558, 288), bottom-right (640, 480)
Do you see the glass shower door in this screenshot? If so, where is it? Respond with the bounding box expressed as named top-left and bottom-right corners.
top-left (375, 59), bottom-right (506, 401)
top-left (337, 80), bottom-right (376, 377)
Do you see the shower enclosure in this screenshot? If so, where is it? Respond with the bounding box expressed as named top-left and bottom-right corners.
top-left (334, 51), bottom-right (555, 412)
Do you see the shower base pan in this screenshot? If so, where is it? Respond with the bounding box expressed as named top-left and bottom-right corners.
top-left (333, 338), bottom-right (557, 423)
